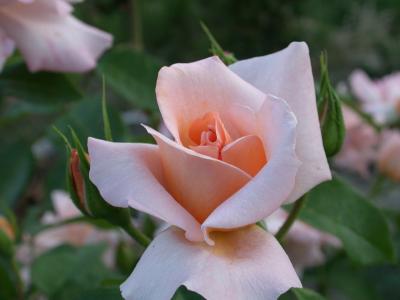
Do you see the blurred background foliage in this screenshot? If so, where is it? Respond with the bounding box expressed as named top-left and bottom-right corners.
top-left (1, 0), bottom-right (400, 299)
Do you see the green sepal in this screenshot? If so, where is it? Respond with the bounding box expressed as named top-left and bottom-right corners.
top-left (200, 22), bottom-right (237, 65)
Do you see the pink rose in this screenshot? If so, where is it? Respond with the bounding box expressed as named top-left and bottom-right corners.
top-left (349, 70), bottom-right (400, 124)
top-left (266, 209), bottom-right (340, 274)
top-left (334, 107), bottom-right (379, 177)
top-left (377, 130), bottom-right (400, 182)
top-left (89, 42), bottom-right (331, 299)
top-left (0, 0), bottom-right (112, 73)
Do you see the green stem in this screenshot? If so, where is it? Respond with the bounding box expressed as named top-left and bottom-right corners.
top-left (276, 194), bottom-right (308, 242)
top-left (130, 0), bottom-right (143, 50)
top-left (31, 216), bottom-right (88, 235)
top-left (123, 222), bottom-right (151, 247)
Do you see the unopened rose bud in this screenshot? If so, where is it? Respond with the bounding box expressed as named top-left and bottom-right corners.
top-left (0, 216), bottom-right (14, 241)
top-left (67, 144), bottom-right (136, 232)
top-left (378, 131), bottom-right (400, 182)
top-left (0, 216), bottom-right (15, 257)
top-left (69, 149), bottom-right (87, 214)
top-left (318, 53), bottom-right (346, 157)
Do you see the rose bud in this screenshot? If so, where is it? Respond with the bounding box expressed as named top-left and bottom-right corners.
top-left (0, 215), bottom-right (15, 257)
top-left (317, 53), bottom-right (346, 157)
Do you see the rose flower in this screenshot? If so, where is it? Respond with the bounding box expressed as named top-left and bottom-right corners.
top-left (89, 42), bottom-right (331, 300)
top-left (0, 0), bottom-right (112, 72)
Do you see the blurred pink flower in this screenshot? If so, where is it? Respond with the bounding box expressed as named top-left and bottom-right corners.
top-left (334, 107), bottom-right (379, 177)
top-left (0, 0), bottom-right (112, 72)
top-left (266, 209), bottom-right (340, 274)
top-left (89, 42), bottom-right (331, 299)
top-left (34, 191), bottom-right (119, 265)
top-left (378, 130), bottom-right (400, 182)
top-left (349, 70), bottom-right (400, 124)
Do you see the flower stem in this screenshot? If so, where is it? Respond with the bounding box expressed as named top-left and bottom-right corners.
top-left (123, 222), bottom-right (151, 248)
top-left (275, 194), bottom-right (308, 242)
top-left (130, 0), bottom-right (143, 50)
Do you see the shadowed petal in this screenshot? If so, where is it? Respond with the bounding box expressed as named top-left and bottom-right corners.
top-left (121, 226), bottom-right (301, 300)
top-left (221, 135), bottom-right (266, 176)
top-left (230, 42), bottom-right (331, 203)
top-left (202, 95), bottom-right (300, 243)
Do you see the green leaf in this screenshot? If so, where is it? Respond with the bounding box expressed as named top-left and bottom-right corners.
top-left (97, 46), bottom-right (163, 111)
top-left (0, 64), bottom-right (81, 105)
top-left (300, 176), bottom-right (395, 264)
top-left (0, 255), bottom-right (20, 300)
top-left (31, 244), bottom-right (112, 297)
top-left (279, 288), bottom-right (326, 300)
top-left (75, 287), bottom-right (123, 300)
top-left (0, 141), bottom-right (34, 207)
top-left (49, 97), bottom-right (126, 145)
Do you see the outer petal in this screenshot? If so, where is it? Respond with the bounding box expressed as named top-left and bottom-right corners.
top-left (121, 226), bottom-right (301, 300)
top-left (0, 0), bottom-right (112, 72)
top-left (0, 28), bottom-right (14, 71)
top-left (156, 56), bottom-right (265, 144)
top-left (145, 126), bottom-right (251, 223)
top-left (266, 209), bottom-right (340, 274)
top-left (88, 138), bottom-right (202, 241)
top-left (202, 95), bottom-right (301, 243)
top-left (230, 42), bottom-right (331, 203)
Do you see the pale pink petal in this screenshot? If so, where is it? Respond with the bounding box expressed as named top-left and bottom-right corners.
top-left (0, 28), bottom-right (14, 71)
top-left (156, 56), bottom-right (265, 144)
top-left (50, 190), bottom-right (81, 220)
top-left (334, 107), bottom-right (378, 177)
top-left (230, 42), bottom-right (331, 203)
top-left (144, 126), bottom-right (251, 223)
top-left (378, 130), bottom-right (400, 182)
top-left (202, 95), bottom-right (300, 243)
top-left (0, 0), bottom-right (112, 72)
top-left (349, 70), bottom-right (381, 104)
top-left (88, 138), bottom-right (202, 242)
top-left (266, 209), bottom-right (340, 274)
top-left (349, 70), bottom-right (391, 123)
top-left (221, 135), bottom-right (266, 176)
top-left (121, 226), bottom-right (301, 300)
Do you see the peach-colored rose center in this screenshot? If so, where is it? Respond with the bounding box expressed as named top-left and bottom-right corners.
top-left (188, 112), bottom-right (231, 159)
top-left (160, 111), bottom-right (268, 223)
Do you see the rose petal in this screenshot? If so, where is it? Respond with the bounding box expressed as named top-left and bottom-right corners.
top-left (221, 135), bottom-right (266, 176)
top-left (88, 138), bottom-right (202, 242)
top-left (0, 0), bottom-right (112, 72)
top-left (0, 28), bottom-right (14, 71)
top-left (121, 226), bottom-right (301, 300)
top-left (156, 56), bottom-right (265, 144)
top-left (202, 95), bottom-right (300, 243)
top-left (229, 42), bottom-right (331, 203)
top-left (144, 126), bottom-right (251, 223)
